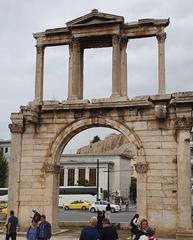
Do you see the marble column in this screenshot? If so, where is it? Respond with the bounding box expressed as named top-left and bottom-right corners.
top-left (75, 168), bottom-right (79, 185)
top-left (68, 39), bottom-right (83, 100)
top-left (85, 168), bottom-right (89, 182)
top-left (35, 44), bottom-right (45, 102)
top-left (120, 38), bottom-right (128, 97)
top-left (157, 31), bottom-right (166, 95)
top-left (63, 168), bottom-right (68, 186)
top-left (111, 35), bottom-right (121, 98)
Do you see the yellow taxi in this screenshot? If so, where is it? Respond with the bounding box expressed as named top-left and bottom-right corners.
top-left (1, 207), bottom-right (8, 218)
top-left (0, 201), bottom-right (7, 210)
top-left (64, 200), bottom-right (91, 210)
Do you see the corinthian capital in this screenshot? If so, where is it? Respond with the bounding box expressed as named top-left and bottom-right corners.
top-left (9, 123), bottom-right (24, 133)
top-left (156, 32), bottom-right (166, 43)
top-left (36, 44), bottom-right (45, 54)
top-left (134, 162), bottom-right (149, 173)
top-left (175, 116), bottom-right (193, 130)
top-left (42, 163), bottom-right (61, 174)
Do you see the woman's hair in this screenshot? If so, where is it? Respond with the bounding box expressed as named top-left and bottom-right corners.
top-left (140, 218), bottom-right (148, 230)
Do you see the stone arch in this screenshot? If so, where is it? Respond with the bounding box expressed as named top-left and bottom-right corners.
top-left (47, 116), bottom-right (145, 164)
top-left (46, 116), bottom-right (148, 218)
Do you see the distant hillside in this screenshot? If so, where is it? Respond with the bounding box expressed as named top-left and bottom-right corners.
top-left (77, 133), bottom-right (134, 158)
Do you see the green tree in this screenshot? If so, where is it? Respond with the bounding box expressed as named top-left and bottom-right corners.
top-left (0, 151), bottom-right (8, 187)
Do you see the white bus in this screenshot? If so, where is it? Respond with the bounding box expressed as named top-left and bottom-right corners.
top-left (58, 186), bottom-right (97, 207)
top-left (0, 188), bottom-right (8, 202)
top-left (0, 187), bottom-right (98, 207)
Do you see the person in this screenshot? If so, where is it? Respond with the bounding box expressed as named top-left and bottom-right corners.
top-left (31, 209), bottom-right (41, 224)
top-left (96, 210), bottom-right (105, 232)
top-left (37, 215), bottom-right (51, 240)
top-left (79, 216), bottom-right (100, 240)
top-left (27, 219), bottom-right (39, 240)
top-left (5, 210), bottom-right (18, 240)
top-left (138, 227), bottom-right (156, 240)
top-left (130, 213), bottom-right (140, 239)
top-left (105, 203), bottom-right (111, 219)
top-left (135, 219), bottom-right (148, 240)
top-left (100, 218), bottom-right (119, 240)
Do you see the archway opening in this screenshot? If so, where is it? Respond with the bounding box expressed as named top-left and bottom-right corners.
top-left (52, 124), bottom-right (142, 225)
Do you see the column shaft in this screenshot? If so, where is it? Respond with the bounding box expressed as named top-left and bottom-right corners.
top-left (112, 35), bottom-right (121, 97)
top-left (35, 45), bottom-right (44, 102)
top-left (157, 32), bottom-right (166, 95)
top-left (120, 38), bottom-right (128, 97)
top-left (68, 40), bottom-right (83, 100)
top-left (177, 130), bottom-right (192, 230)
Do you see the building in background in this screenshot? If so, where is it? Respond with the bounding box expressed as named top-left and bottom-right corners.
top-left (60, 153), bottom-right (132, 200)
top-left (0, 139), bottom-right (11, 161)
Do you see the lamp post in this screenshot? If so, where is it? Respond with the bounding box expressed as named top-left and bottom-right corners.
top-left (96, 159), bottom-right (99, 200)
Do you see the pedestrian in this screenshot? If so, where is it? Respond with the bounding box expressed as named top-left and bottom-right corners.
top-left (96, 210), bottom-right (105, 232)
top-left (27, 219), bottom-right (39, 240)
top-left (105, 203), bottom-right (111, 219)
top-left (130, 213), bottom-right (140, 239)
top-left (135, 219), bottom-right (148, 240)
top-left (79, 216), bottom-right (100, 240)
top-left (100, 218), bottom-right (119, 240)
top-left (5, 210), bottom-right (18, 240)
top-left (138, 227), bottom-right (156, 240)
top-left (31, 209), bottom-right (41, 224)
top-left (37, 215), bottom-right (51, 240)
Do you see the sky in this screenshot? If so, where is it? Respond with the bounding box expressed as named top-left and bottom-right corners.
top-left (0, 0), bottom-right (193, 152)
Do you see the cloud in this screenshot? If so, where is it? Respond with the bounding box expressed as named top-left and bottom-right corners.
top-left (0, 0), bottom-right (193, 142)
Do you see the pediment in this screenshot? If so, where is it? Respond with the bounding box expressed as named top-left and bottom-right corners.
top-left (66, 9), bottom-right (124, 28)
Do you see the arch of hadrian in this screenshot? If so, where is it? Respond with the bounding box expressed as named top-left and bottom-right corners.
top-left (8, 10), bottom-right (193, 239)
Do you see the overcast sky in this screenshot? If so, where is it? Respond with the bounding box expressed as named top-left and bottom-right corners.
top-left (0, 0), bottom-right (193, 151)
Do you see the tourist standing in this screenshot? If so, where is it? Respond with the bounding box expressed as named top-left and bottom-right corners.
top-left (130, 213), bottom-right (140, 239)
top-left (27, 219), bottom-right (39, 240)
top-left (37, 215), bottom-right (51, 240)
top-left (79, 216), bottom-right (100, 240)
top-left (31, 209), bottom-right (41, 224)
top-left (135, 219), bottom-right (148, 240)
top-left (100, 218), bottom-right (119, 240)
top-left (105, 203), bottom-right (111, 220)
top-left (5, 210), bottom-right (18, 240)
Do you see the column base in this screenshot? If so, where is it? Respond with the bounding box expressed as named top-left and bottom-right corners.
top-left (176, 229), bottom-right (193, 240)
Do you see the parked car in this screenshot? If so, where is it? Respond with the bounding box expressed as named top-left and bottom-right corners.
top-left (64, 200), bottom-right (91, 210)
top-left (89, 200), bottom-right (121, 213)
top-left (0, 201), bottom-right (7, 210)
top-left (1, 207), bottom-right (7, 218)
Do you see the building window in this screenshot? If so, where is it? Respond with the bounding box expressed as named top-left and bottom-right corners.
top-left (191, 148), bottom-right (193, 159)
top-left (89, 168), bottom-right (96, 186)
top-left (59, 168), bottom-right (64, 186)
top-left (5, 147), bottom-right (8, 153)
top-left (68, 169), bottom-right (75, 186)
top-left (78, 168), bottom-right (85, 185)
top-left (0, 148), bottom-right (3, 154)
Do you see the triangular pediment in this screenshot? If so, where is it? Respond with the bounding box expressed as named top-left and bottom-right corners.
top-left (66, 9), bottom-right (124, 28)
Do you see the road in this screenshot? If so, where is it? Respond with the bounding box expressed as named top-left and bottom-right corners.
top-left (58, 208), bottom-right (135, 223)
top-left (0, 207), bottom-right (135, 223)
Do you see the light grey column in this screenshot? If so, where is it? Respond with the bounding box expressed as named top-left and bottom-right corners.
top-left (157, 31), bottom-right (166, 95)
top-left (35, 45), bottom-right (45, 102)
top-left (75, 168), bottom-right (79, 185)
top-left (120, 38), bottom-right (128, 97)
top-left (85, 168), bottom-right (89, 181)
top-left (68, 39), bottom-right (82, 100)
top-left (63, 168), bottom-right (68, 186)
top-left (111, 35), bottom-right (121, 97)
top-left (79, 48), bottom-right (84, 99)
top-left (177, 130), bottom-right (192, 230)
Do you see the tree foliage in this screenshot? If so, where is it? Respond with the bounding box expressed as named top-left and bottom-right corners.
top-left (0, 151), bottom-right (8, 187)
top-left (91, 136), bottom-right (101, 144)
